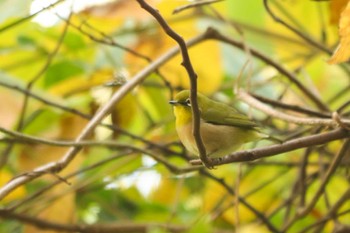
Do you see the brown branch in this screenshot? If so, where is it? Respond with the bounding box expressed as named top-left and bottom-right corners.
top-left (172, 0), bottom-right (224, 14)
top-left (0, 0), bottom-right (65, 33)
top-left (250, 93), bottom-right (331, 118)
top-left (7, 151), bottom-right (132, 210)
top-left (135, 0), bottom-right (210, 167)
top-left (191, 128), bottom-right (350, 166)
top-left (299, 188), bottom-right (350, 233)
top-left (263, 0), bottom-right (332, 55)
top-left (0, 14), bottom-right (71, 169)
top-left (282, 139), bottom-right (350, 231)
top-left (0, 33), bottom-right (207, 201)
top-left (0, 80), bottom-right (181, 156)
top-left (56, 14), bottom-right (151, 61)
top-left (204, 27), bottom-right (329, 111)
top-left (0, 209), bottom-right (186, 233)
top-left (200, 170), bottom-right (280, 232)
top-left (238, 90), bottom-right (350, 126)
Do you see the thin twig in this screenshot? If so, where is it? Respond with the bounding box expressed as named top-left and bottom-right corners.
top-left (204, 27), bottom-right (329, 111)
top-left (299, 189), bottom-right (350, 233)
top-left (0, 14), bottom-right (71, 168)
top-left (0, 80), bottom-right (181, 156)
top-left (56, 14), bottom-right (151, 61)
top-left (200, 170), bottom-right (280, 232)
top-left (173, 0), bottom-right (224, 14)
top-left (0, 0), bottom-right (65, 33)
top-left (238, 90), bottom-right (349, 126)
top-left (250, 93), bottom-right (331, 118)
top-left (282, 139), bottom-right (350, 231)
top-left (136, 0), bottom-right (210, 167)
top-left (263, 0), bottom-right (332, 55)
top-left (0, 33), bottom-right (208, 201)
top-left (0, 209), bottom-right (187, 233)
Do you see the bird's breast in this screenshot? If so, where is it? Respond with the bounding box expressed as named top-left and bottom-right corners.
top-left (176, 120), bottom-right (260, 158)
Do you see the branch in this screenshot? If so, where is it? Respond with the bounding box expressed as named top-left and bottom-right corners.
top-left (135, 0), bottom-right (210, 167)
top-left (299, 188), bottom-right (350, 233)
top-left (172, 0), bottom-right (224, 14)
top-left (0, 209), bottom-right (186, 233)
top-left (0, 33), bottom-right (207, 201)
top-left (250, 93), bottom-right (331, 118)
top-left (0, 125), bottom-right (145, 149)
top-left (204, 27), bottom-right (329, 111)
top-left (191, 128), bottom-right (350, 166)
top-left (0, 80), bottom-right (180, 156)
top-left (282, 139), bottom-right (350, 231)
top-left (1, 14), bottom-right (71, 168)
top-left (0, 0), bottom-right (65, 33)
top-left (263, 0), bottom-right (332, 55)
top-left (200, 170), bottom-right (280, 232)
top-left (238, 90), bottom-right (350, 126)
top-left (56, 14), bottom-right (151, 61)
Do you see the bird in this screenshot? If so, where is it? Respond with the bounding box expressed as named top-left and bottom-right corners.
top-left (169, 90), bottom-right (270, 158)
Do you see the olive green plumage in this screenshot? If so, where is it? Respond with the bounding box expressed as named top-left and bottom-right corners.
top-left (170, 90), bottom-right (266, 158)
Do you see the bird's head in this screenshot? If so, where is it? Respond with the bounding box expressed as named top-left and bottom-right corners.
top-left (169, 90), bottom-right (196, 125)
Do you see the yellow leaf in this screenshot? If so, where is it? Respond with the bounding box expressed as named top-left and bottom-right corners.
top-left (49, 69), bottom-right (114, 97)
top-left (76, 0), bottom-right (155, 34)
top-left (237, 223), bottom-right (270, 233)
top-left (110, 88), bottom-right (138, 138)
top-left (0, 88), bottom-right (22, 128)
top-left (149, 177), bottom-right (189, 204)
top-left (329, 1), bottom-right (350, 64)
top-left (80, 0), bottom-right (153, 20)
top-left (125, 20), bottom-right (223, 94)
top-left (329, 0), bottom-right (349, 24)
top-left (19, 115), bottom-right (87, 232)
top-left (0, 170), bottom-right (26, 203)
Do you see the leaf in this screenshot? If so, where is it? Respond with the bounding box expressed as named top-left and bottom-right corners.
top-left (79, 0), bottom-right (153, 21)
top-left (44, 60), bottom-right (84, 88)
top-left (0, 169), bottom-right (26, 203)
top-left (329, 1), bottom-right (350, 64)
top-left (125, 20), bottom-right (223, 94)
top-left (76, 0), bottom-right (155, 34)
top-left (329, 0), bottom-right (349, 24)
top-left (19, 114), bottom-right (88, 232)
top-left (63, 30), bottom-right (87, 51)
top-left (0, 87), bottom-right (22, 128)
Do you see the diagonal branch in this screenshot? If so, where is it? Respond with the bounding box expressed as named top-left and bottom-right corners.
top-left (204, 27), bottom-right (329, 111)
top-left (135, 0), bottom-right (210, 166)
top-left (263, 0), bottom-right (332, 55)
top-left (0, 33), bottom-right (207, 201)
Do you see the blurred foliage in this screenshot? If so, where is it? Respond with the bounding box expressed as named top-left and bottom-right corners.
top-left (0, 0), bottom-right (350, 233)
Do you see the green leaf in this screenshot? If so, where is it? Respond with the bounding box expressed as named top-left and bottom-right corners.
top-left (44, 60), bottom-right (84, 87)
top-left (63, 30), bottom-right (86, 50)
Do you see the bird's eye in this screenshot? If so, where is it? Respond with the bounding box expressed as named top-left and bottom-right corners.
top-left (185, 98), bottom-right (191, 106)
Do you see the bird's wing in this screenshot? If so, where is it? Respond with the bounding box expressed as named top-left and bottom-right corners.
top-left (202, 104), bottom-right (258, 128)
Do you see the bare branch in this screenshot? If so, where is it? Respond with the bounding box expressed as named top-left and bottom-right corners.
top-left (135, 0), bottom-right (210, 167)
top-left (172, 0), bottom-right (224, 14)
top-left (204, 27), bottom-right (329, 111)
top-left (282, 139), bottom-right (350, 231)
top-left (263, 0), bottom-right (332, 55)
top-left (0, 33), bottom-right (207, 201)
top-left (0, 0), bottom-right (65, 33)
top-left (238, 90), bottom-right (350, 126)
top-left (0, 209), bottom-right (187, 233)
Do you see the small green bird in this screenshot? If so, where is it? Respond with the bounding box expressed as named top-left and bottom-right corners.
top-left (169, 90), bottom-right (269, 158)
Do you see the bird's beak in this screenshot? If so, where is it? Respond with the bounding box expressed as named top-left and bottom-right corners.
top-left (169, 100), bottom-right (178, 105)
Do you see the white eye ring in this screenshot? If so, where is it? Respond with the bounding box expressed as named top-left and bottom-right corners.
top-left (185, 98), bottom-right (191, 106)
